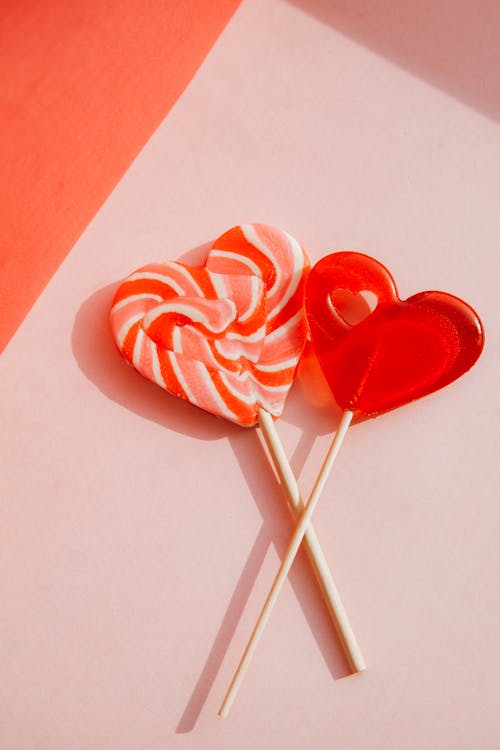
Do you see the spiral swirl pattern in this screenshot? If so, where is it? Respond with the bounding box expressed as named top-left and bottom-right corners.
top-left (110, 223), bottom-right (309, 426)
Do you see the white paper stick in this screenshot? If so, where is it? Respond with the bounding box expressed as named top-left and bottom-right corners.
top-left (219, 410), bottom-right (354, 717)
top-left (257, 408), bottom-right (365, 673)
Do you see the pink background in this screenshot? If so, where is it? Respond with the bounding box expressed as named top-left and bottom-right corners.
top-left (1, 1), bottom-right (499, 747)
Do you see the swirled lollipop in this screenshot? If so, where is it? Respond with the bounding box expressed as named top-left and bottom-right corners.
top-left (110, 225), bottom-right (365, 704)
top-left (111, 224), bottom-right (308, 425)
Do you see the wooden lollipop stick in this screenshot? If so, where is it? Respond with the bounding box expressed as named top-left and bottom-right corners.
top-left (257, 408), bottom-right (365, 674)
top-left (219, 410), bottom-right (354, 717)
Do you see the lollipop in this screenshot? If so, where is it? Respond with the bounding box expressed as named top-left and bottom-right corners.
top-left (111, 224), bottom-right (309, 426)
top-left (220, 250), bottom-right (484, 715)
top-left (110, 225), bottom-right (364, 684)
top-left (306, 252), bottom-right (484, 416)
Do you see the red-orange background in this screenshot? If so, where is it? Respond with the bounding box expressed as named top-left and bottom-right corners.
top-left (0, 0), bottom-right (240, 353)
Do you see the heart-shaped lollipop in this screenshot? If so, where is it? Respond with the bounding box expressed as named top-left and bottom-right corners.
top-left (112, 225), bottom-right (364, 689)
top-left (305, 252), bottom-right (484, 417)
top-left (110, 224), bottom-right (309, 426)
top-left (220, 250), bottom-right (484, 716)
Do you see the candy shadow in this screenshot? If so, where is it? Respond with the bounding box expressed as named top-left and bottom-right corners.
top-left (71, 244), bottom-right (231, 441)
top-left (281, 346), bottom-right (343, 480)
top-left (71, 246), bottom-right (354, 734)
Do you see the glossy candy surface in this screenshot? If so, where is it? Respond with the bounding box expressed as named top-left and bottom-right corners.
top-left (110, 224), bottom-right (309, 426)
top-left (305, 252), bottom-right (484, 417)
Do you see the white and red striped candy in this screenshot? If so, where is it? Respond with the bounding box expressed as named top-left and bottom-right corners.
top-left (110, 223), bottom-right (309, 426)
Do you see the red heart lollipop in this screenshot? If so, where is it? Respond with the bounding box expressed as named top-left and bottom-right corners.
top-left (305, 252), bottom-right (484, 417)
top-left (221, 251), bottom-right (484, 716)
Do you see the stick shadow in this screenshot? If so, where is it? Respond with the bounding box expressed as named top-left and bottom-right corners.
top-left (176, 421), bottom-right (352, 733)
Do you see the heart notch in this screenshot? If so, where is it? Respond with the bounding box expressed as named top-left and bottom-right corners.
top-left (328, 288), bottom-right (378, 327)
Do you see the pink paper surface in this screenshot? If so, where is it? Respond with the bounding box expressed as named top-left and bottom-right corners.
top-left (1, 1), bottom-right (499, 747)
